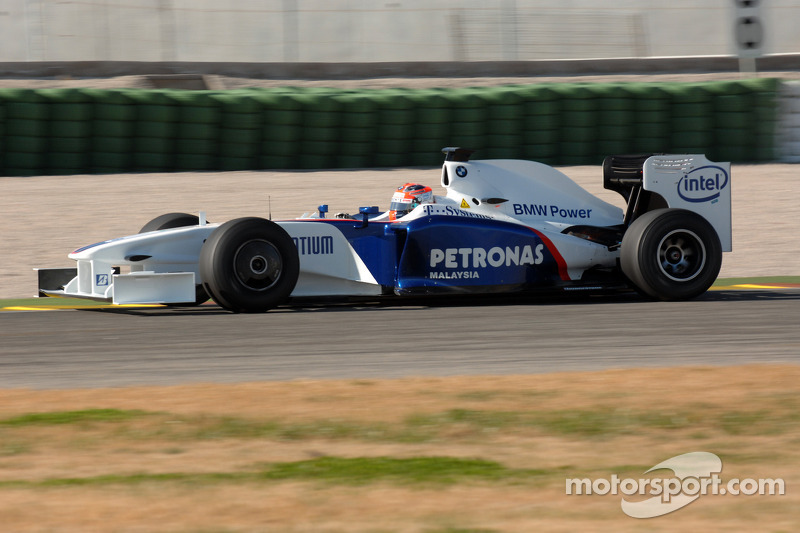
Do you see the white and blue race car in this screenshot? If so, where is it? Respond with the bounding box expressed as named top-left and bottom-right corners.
top-left (37, 148), bottom-right (731, 312)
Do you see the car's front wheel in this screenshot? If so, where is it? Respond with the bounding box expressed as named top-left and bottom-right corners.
top-left (621, 208), bottom-right (722, 301)
top-left (199, 217), bottom-right (300, 313)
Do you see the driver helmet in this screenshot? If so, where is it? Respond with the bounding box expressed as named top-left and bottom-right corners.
top-left (389, 183), bottom-right (433, 221)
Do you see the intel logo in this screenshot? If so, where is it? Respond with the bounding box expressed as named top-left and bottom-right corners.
top-left (677, 166), bottom-right (729, 203)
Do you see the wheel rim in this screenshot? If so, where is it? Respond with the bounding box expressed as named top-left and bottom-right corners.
top-left (233, 239), bottom-right (283, 291)
top-left (657, 229), bottom-right (706, 282)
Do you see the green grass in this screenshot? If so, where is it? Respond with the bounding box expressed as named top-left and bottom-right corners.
top-left (0, 409), bottom-right (154, 427)
top-left (7, 471), bottom-right (243, 488)
top-left (3, 406), bottom-right (799, 442)
top-left (151, 415), bottom-right (403, 442)
top-left (258, 456), bottom-right (528, 484)
top-left (0, 456), bottom-right (553, 489)
top-left (0, 441), bottom-right (32, 456)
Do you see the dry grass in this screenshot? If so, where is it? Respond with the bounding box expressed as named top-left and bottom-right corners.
top-left (0, 365), bottom-right (798, 532)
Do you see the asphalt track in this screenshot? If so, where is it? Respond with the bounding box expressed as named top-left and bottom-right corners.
top-left (1, 289), bottom-right (799, 389)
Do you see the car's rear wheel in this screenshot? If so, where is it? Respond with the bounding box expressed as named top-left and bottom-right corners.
top-left (139, 212), bottom-right (210, 306)
top-left (199, 217), bottom-right (300, 313)
top-left (621, 208), bottom-right (722, 301)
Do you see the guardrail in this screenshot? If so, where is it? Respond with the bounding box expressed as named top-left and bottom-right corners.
top-left (0, 78), bottom-right (780, 176)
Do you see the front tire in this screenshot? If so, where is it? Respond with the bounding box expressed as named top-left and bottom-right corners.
top-left (199, 217), bottom-right (300, 313)
top-left (621, 208), bottom-right (722, 301)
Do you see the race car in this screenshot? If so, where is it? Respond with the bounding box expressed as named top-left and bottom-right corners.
top-left (37, 148), bottom-right (731, 312)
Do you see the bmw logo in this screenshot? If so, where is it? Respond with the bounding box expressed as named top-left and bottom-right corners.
top-left (455, 165), bottom-right (468, 178)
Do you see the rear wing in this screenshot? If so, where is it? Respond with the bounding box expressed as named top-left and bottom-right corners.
top-left (604, 154), bottom-right (731, 251)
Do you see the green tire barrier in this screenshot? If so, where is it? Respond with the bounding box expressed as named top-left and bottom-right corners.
top-left (0, 89), bottom-right (47, 175)
top-left (0, 104), bottom-right (4, 170)
top-left (0, 79), bottom-right (782, 176)
top-left (410, 89), bottom-right (452, 166)
top-left (83, 89), bottom-right (136, 173)
top-left (518, 85), bottom-right (559, 163)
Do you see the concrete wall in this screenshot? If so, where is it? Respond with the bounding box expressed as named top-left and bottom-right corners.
top-left (2, 0), bottom-right (800, 63)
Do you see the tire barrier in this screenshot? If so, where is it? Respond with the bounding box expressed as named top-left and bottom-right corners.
top-left (408, 89), bottom-right (452, 167)
top-left (38, 88), bottom-right (93, 175)
top-left (173, 91), bottom-right (221, 171)
top-left (334, 91), bottom-right (379, 168)
top-left (212, 91), bottom-right (263, 171)
top-left (85, 89), bottom-right (136, 174)
top-left (2, 89), bottom-right (48, 176)
top-left (629, 83), bottom-right (671, 155)
top-left (370, 89), bottom-right (416, 169)
top-left (128, 89), bottom-right (180, 172)
top-left (0, 102), bottom-right (4, 171)
top-left (295, 89), bottom-right (343, 170)
top-left (0, 78), bottom-right (782, 176)
top-left (257, 91), bottom-right (303, 170)
top-left (776, 81), bottom-right (800, 163)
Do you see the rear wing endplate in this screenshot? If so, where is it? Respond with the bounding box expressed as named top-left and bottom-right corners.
top-left (604, 154), bottom-right (731, 252)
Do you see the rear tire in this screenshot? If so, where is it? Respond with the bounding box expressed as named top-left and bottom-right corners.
top-left (139, 212), bottom-right (210, 306)
top-left (621, 208), bottom-right (722, 301)
top-left (199, 217), bottom-right (300, 313)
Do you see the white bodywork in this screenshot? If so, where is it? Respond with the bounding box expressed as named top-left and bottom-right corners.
top-left (642, 155), bottom-right (732, 251)
top-left (440, 158), bottom-right (624, 226)
top-left (45, 154), bottom-right (731, 304)
top-left (64, 221), bottom-right (386, 302)
top-left (65, 226), bottom-right (214, 304)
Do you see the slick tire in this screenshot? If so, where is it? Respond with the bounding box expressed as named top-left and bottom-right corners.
top-left (621, 208), bottom-right (722, 301)
top-left (199, 217), bottom-right (300, 313)
top-left (139, 213), bottom-right (210, 306)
